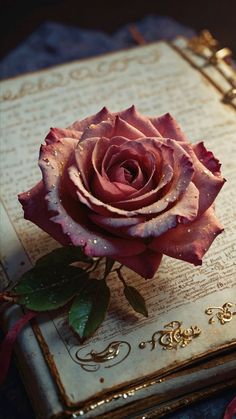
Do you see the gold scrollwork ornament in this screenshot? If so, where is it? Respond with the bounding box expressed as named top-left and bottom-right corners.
top-left (73, 341), bottom-right (131, 372)
top-left (205, 302), bottom-right (236, 325)
top-left (139, 321), bottom-right (201, 351)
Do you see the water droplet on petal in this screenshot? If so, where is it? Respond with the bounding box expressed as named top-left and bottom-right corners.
top-left (93, 239), bottom-right (98, 244)
top-left (43, 158), bottom-right (50, 165)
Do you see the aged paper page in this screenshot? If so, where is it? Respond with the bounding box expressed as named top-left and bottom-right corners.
top-left (0, 41), bottom-right (235, 413)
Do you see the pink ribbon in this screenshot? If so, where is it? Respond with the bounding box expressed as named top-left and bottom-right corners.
top-left (0, 310), bottom-right (38, 386)
top-left (224, 396), bottom-right (236, 419)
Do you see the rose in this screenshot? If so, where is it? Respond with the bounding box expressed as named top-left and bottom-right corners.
top-left (19, 106), bottom-right (225, 278)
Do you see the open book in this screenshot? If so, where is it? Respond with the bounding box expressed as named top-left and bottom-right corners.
top-left (0, 34), bottom-right (236, 418)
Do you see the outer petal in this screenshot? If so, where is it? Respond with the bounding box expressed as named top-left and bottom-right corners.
top-left (18, 180), bottom-right (146, 258)
top-left (113, 116), bottom-right (145, 139)
top-left (149, 113), bottom-right (188, 141)
top-left (118, 105), bottom-right (161, 136)
top-left (116, 250), bottom-right (163, 279)
top-left (68, 106), bottom-right (112, 131)
top-left (193, 141), bottom-right (221, 175)
top-left (149, 206), bottom-right (223, 265)
top-left (18, 181), bottom-right (70, 246)
top-left (45, 127), bottom-right (82, 144)
top-left (181, 142), bottom-right (225, 215)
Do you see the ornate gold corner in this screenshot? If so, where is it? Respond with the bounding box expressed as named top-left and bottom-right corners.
top-left (139, 321), bottom-right (201, 351)
top-left (205, 302), bottom-right (236, 325)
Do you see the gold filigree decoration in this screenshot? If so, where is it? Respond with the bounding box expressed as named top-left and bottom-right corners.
top-left (188, 30), bottom-right (233, 65)
top-left (205, 302), bottom-right (236, 325)
top-left (188, 30), bottom-right (219, 55)
top-left (70, 341), bottom-right (131, 372)
top-left (139, 321), bottom-right (201, 351)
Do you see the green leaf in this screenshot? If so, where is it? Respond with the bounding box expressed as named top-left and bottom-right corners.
top-left (104, 258), bottom-right (115, 278)
top-left (69, 279), bottom-right (110, 341)
top-left (124, 286), bottom-right (148, 317)
top-left (36, 246), bottom-right (92, 267)
top-left (12, 266), bottom-right (88, 311)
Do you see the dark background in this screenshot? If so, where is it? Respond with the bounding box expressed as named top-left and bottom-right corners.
top-left (1, 0), bottom-right (236, 59)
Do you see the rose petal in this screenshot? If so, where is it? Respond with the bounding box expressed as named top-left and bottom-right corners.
top-left (74, 137), bottom-right (98, 190)
top-left (116, 250), bottom-right (163, 279)
top-left (80, 119), bottom-right (114, 142)
top-left (18, 181), bottom-right (70, 245)
top-left (181, 142), bottom-right (225, 215)
top-left (19, 181), bottom-right (146, 258)
top-left (118, 105), bottom-right (161, 136)
top-left (45, 127), bottom-right (82, 144)
top-left (149, 113), bottom-right (188, 141)
top-left (89, 212), bottom-right (145, 236)
top-left (113, 116), bottom-right (145, 139)
top-left (68, 106), bottom-right (112, 131)
top-left (125, 182), bottom-right (199, 238)
top-left (193, 141), bottom-right (221, 175)
top-left (149, 206), bottom-right (223, 265)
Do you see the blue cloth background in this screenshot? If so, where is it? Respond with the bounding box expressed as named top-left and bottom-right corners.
top-left (0, 15), bottom-right (235, 418)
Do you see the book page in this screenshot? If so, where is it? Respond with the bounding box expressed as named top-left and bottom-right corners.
top-left (0, 41), bottom-right (236, 412)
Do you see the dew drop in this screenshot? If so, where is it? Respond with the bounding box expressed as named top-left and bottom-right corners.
top-left (53, 150), bottom-right (58, 156)
top-left (93, 239), bottom-right (98, 244)
top-left (187, 229), bottom-right (191, 233)
top-left (43, 158), bottom-right (50, 165)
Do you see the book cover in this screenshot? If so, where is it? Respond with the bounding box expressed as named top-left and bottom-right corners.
top-left (0, 35), bottom-right (236, 418)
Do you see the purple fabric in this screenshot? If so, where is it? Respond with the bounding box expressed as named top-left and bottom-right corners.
top-left (0, 15), bottom-right (234, 419)
top-left (0, 15), bottom-right (195, 79)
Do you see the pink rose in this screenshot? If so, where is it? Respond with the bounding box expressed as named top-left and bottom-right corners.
top-left (19, 106), bottom-right (225, 278)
